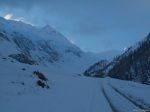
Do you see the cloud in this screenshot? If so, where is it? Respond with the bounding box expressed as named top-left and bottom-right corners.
top-left (1, 0), bottom-right (150, 52)
top-left (3, 13), bottom-right (34, 26)
top-left (4, 13), bottom-right (13, 20)
top-left (14, 17), bottom-right (34, 26)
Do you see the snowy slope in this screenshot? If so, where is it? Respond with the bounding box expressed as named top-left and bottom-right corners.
top-left (1, 16), bottom-right (150, 112)
top-left (1, 60), bottom-right (150, 112)
top-left (0, 55), bottom-right (150, 112)
top-left (0, 17), bottom-right (98, 75)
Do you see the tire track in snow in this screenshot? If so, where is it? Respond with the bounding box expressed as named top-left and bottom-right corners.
top-left (109, 84), bottom-right (150, 112)
top-left (86, 79), bottom-right (113, 112)
top-left (101, 84), bottom-right (118, 112)
top-left (101, 79), bottom-right (143, 112)
top-left (100, 81), bottom-right (119, 112)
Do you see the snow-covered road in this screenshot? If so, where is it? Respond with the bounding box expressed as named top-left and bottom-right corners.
top-left (47, 76), bottom-right (113, 112)
top-left (1, 74), bottom-right (150, 112)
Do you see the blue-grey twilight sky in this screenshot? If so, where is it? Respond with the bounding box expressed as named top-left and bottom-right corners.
top-left (0, 0), bottom-right (150, 52)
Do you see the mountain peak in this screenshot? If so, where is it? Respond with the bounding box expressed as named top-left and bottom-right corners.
top-left (42, 25), bottom-right (56, 33)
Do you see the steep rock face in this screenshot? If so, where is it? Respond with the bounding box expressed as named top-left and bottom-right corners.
top-left (84, 34), bottom-right (150, 84)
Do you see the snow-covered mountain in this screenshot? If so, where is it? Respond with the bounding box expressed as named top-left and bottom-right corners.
top-left (84, 33), bottom-right (150, 85)
top-left (0, 16), bottom-right (102, 100)
top-left (1, 17), bottom-right (150, 112)
top-left (84, 60), bottom-right (109, 77)
top-left (0, 16), bottom-right (106, 96)
top-left (0, 17), bottom-right (98, 75)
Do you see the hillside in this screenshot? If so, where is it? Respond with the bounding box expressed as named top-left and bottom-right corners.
top-left (84, 33), bottom-right (150, 84)
top-left (0, 17), bottom-right (98, 75)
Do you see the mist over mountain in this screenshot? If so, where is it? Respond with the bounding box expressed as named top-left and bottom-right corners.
top-left (86, 49), bottom-right (123, 61)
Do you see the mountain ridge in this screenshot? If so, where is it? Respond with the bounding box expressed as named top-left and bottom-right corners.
top-left (0, 17), bottom-right (98, 75)
top-left (84, 33), bottom-right (150, 85)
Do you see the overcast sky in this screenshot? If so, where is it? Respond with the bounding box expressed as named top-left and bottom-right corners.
top-left (0, 0), bottom-right (150, 52)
